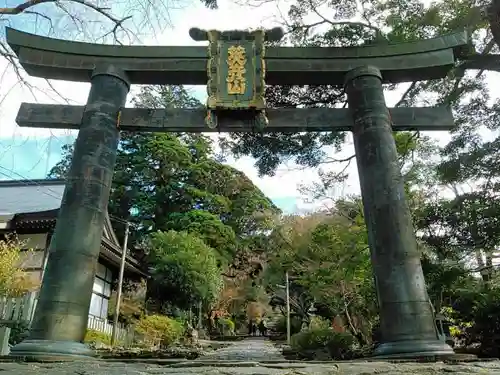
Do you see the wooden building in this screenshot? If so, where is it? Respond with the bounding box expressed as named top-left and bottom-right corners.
top-left (0, 179), bottom-right (147, 324)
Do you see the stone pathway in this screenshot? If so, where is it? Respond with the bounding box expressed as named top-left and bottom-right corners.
top-left (2, 358), bottom-right (500, 374)
top-left (196, 337), bottom-right (284, 362)
top-left (1, 338), bottom-right (500, 374)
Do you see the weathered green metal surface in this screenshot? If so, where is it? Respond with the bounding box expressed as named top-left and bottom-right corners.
top-left (9, 66), bottom-right (130, 360)
top-left (6, 27), bottom-right (469, 85)
top-left (7, 26), bottom-right (467, 59)
top-left (344, 66), bottom-right (453, 358)
top-left (189, 27), bottom-right (285, 42)
top-left (457, 53), bottom-right (500, 72)
top-left (16, 103), bottom-right (456, 132)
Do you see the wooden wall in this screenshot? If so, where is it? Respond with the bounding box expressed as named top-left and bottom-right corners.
top-left (16, 233), bottom-right (49, 284)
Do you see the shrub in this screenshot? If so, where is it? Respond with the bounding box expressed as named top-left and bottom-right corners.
top-left (135, 314), bottom-right (184, 347)
top-left (309, 316), bottom-right (330, 330)
top-left (461, 293), bottom-right (500, 357)
top-left (84, 329), bottom-right (112, 345)
top-left (0, 236), bottom-right (39, 297)
top-left (107, 280), bottom-right (146, 325)
top-left (217, 318), bottom-right (235, 336)
top-left (274, 315), bottom-right (302, 335)
top-left (8, 321), bottom-right (30, 345)
top-left (290, 328), bottom-right (355, 360)
top-left (446, 287), bottom-right (500, 357)
top-left (149, 231), bottom-right (223, 310)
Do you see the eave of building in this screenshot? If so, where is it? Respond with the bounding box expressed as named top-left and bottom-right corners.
top-left (11, 209), bottom-right (58, 231)
top-left (101, 236), bottom-right (149, 277)
top-left (1, 209), bottom-right (148, 278)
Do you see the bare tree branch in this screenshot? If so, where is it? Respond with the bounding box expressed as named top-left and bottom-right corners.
top-left (1, 0), bottom-right (128, 26)
top-left (1, 0), bottom-right (134, 44)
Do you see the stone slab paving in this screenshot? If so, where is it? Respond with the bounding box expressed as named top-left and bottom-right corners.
top-left (1, 359), bottom-right (500, 374)
top-left (196, 338), bottom-right (285, 362)
top-left (1, 339), bottom-right (500, 374)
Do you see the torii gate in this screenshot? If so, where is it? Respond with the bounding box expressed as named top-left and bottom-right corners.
top-left (5, 26), bottom-right (470, 360)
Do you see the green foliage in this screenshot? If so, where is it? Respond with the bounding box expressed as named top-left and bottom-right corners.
top-left (214, 0), bottom-right (494, 180)
top-left (445, 286), bottom-right (500, 357)
top-left (219, 88), bottom-right (346, 176)
top-left (216, 318), bottom-right (235, 335)
top-left (108, 279), bottom-right (146, 325)
top-left (48, 84), bottom-right (280, 314)
top-left (8, 321), bottom-right (30, 346)
top-left (273, 315), bottom-right (303, 335)
top-left (167, 210), bottom-right (237, 261)
top-left (49, 86), bottom-right (279, 246)
top-left (149, 230), bottom-right (223, 310)
top-left (84, 329), bottom-right (112, 346)
top-left (263, 204), bottom-right (377, 344)
top-left (135, 314), bottom-right (184, 347)
top-left (0, 236), bottom-right (40, 297)
top-left (309, 316), bottom-right (331, 330)
top-left (290, 328), bottom-right (356, 360)
top-left (219, 0), bottom-right (500, 357)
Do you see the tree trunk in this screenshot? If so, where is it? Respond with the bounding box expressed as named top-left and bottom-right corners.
top-left (489, 0), bottom-right (500, 48)
top-left (475, 250), bottom-right (489, 282)
top-left (343, 308), bottom-right (367, 346)
top-left (485, 250), bottom-right (495, 281)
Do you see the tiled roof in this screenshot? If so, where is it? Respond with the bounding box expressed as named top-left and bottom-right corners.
top-left (0, 179), bottom-right (65, 215)
top-left (0, 178), bottom-right (149, 277)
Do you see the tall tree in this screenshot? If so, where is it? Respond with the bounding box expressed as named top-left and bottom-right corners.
top-left (148, 230), bottom-right (223, 311)
top-left (48, 84), bottom-right (280, 311)
top-left (220, 0), bottom-right (495, 178)
top-left (262, 203), bottom-right (377, 344)
top-left (48, 85), bottom-right (278, 245)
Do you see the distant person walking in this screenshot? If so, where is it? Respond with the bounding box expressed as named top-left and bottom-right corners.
top-left (258, 320), bottom-right (267, 337)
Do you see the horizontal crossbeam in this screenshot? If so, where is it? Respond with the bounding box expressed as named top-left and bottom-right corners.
top-left (457, 54), bottom-right (500, 72)
top-left (6, 27), bottom-right (469, 85)
top-left (17, 103), bottom-right (455, 132)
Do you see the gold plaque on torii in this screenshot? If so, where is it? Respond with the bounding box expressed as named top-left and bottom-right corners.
top-left (189, 27), bottom-right (284, 129)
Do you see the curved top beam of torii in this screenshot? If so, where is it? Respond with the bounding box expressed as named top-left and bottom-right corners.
top-left (6, 27), bottom-right (469, 86)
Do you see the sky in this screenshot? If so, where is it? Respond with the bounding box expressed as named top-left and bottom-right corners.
top-left (0, 0), bottom-right (497, 214)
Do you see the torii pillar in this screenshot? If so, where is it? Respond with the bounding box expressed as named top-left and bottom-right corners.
top-left (345, 66), bottom-right (452, 358)
top-left (9, 65), bottom-right (129, 359)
